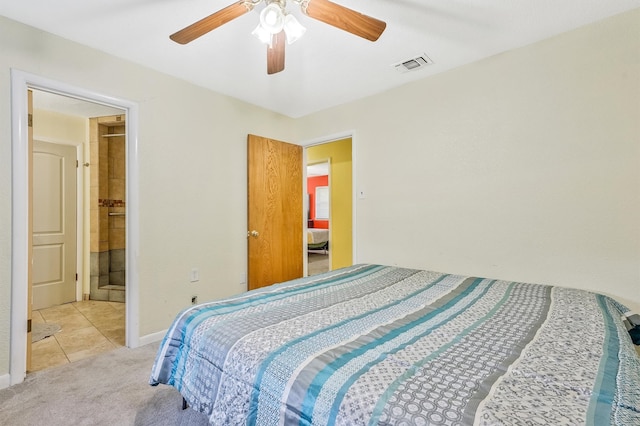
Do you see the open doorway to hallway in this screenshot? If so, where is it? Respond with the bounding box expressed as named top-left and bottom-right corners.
top-left (307, 161), bottom-right (330, 276)
top-left (305, 137), bottom-right (353, 276)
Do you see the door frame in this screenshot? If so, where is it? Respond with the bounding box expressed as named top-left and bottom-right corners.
top-left (301, 130), bottom-right (357, 266)
top-left (10, 70), bottom-right (141, 386)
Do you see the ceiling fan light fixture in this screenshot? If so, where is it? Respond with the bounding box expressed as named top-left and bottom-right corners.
top-left (169, 0), bottom-right (387, 75)
top-left (283, 14), bottom-right (306, 45)
top-left (252, 23), bottom-right (272, 45)
top-left (260, 3), bottom-right (285, 34)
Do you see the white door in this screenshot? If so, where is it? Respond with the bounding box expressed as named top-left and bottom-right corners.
top-left (32, 140), bottom-right (77, 310)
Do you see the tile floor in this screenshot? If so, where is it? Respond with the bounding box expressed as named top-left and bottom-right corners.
top-left (30, 300), bottom-right (125, 372)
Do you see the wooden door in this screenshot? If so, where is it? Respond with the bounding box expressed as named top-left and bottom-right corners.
top-left (247, 134), bottom-right (303, 290)
top-left (32, 140), bottom-right (77, 310)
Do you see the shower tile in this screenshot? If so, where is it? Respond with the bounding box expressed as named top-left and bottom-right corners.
top-left (111, 215), bottom-right (125, 229)
top-left (110, 249), bottom-right (125, 271)
top-left (90, 192), bottom-right (98, 211)
top-left (109, 271), bottom-right (124, 286)
top-left (113, 157), bottom-right (126, 179)
top-left (99, 240), bottom-right (110, 252)
top-left (109, 178), bottom-right (125, 200)
top-left (110, 229), bottom-right (125, 250)
top-left (90, 236), bottom-right (98, 253)
top-left (90, 278), bottom-right (109, 301)
top-left (99, 138), bottom-right (109, 164)
top-left (109, 289), bottom-right (125, 303)
top-left (90, 252), bottom-right (99, 276)
top-left (90, 292), bottom-right (109, 301)
top-left (99, 251), bottom-right (110, 275)
top-left (99, 208), bottom-right (109, 236)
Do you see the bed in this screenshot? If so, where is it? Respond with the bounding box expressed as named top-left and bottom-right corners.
top-left (307, 228), bottom-right (329, 252)
top-left (150, 264), bottom-right (640, 425)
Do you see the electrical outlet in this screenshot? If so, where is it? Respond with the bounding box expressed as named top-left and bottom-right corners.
top-left (190, 268), bottom-right (200, 282)
top-left (191, 295), bottom-right (198, 305)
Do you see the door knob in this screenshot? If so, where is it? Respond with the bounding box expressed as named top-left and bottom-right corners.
top-left (249, 230), bottom-right (259, 238)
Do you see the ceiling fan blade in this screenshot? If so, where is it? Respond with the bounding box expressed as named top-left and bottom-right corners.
top-left (304, 0), bottom-right (386, 42)
top-left (170, 1), bottom-right (252, 45)
top-left (267, 31), bottom-right (286, 75)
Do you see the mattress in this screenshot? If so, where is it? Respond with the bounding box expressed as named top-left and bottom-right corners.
top-left (307, 228), bottom-right (329, 245)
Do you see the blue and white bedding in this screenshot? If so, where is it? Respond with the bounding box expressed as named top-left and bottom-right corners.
top-left (150, 264), bottom-right (640, 425)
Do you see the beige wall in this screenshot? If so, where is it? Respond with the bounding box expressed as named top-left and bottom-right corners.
top-left (0, 15), bottom-right (296, 379)
top-left (33, 109), bottom-right (87, 143)
top-left (1, 9), bottom-right (639, 383)
top-left (295, 9), bottom-right (640, 313)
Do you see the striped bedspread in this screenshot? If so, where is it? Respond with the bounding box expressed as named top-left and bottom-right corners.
top-left (150, 264), bottom-right (640, 425)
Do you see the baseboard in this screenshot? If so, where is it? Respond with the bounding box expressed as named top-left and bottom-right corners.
top-left (0, 373), bottom-right (11, 390)
top-left (138, 329), bottom-right (167, 347)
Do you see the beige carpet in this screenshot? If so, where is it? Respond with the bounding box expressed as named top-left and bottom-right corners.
top-left (4, 328), bottom-right (639, 425)
top-left (0, 342), bottom-right (209, 425)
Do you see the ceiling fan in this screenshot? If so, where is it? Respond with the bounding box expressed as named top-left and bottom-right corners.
top-left (170, 0), bottom-right (387, 75)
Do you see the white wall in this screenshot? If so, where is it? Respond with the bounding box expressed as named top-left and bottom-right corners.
top-left (0, 15), bottom-right (296, 379)
top-left (296, 9), bottom-right (640, 312)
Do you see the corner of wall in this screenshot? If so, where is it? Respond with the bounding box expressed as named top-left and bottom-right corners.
top-left (0, 373), bottom-right (11, 390)
top-left (138, 329), bottom-right (168, 347)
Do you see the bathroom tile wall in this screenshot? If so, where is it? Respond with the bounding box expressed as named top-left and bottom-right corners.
top-left (89, 116), bottom-right (126, 302)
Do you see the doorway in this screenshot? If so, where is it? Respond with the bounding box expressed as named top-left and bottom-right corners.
top-left (306, 161), bottom-right (330, 276)
top-left (305, 137), bottom-right (353, 275)
top-left (29, 91), bottom-right (128, 372)
top-left (10, 70), bottom-right (140, 386)
top-left (246, 134), bottom-right (354, 286)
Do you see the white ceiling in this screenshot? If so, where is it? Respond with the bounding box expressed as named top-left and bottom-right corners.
top-left (2, 1), bottom-right (638, 118)
top-left (32, 90), bottom-right (125, 118)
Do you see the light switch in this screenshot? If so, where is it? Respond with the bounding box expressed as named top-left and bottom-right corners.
top-left (190, 268), bottom-right (200, 282)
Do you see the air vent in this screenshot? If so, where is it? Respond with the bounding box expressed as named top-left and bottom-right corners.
top-left (393, 54), bottom-right (433, 73)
